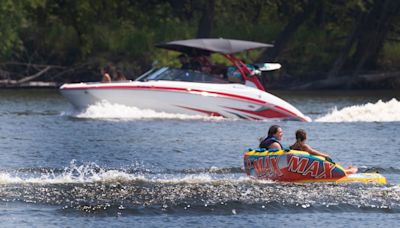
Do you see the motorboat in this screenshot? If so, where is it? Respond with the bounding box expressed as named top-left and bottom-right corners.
top-left (60, 38), bottom-right (310, 121)
top-left (244, 148), bottom-right (387, 184)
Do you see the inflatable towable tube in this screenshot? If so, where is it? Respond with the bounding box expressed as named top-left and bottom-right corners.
top-left (244, 149), bottom-right (387, 184)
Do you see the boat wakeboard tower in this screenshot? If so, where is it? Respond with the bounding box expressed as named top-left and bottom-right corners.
top-left (155, 38), bottom-right (270, 91)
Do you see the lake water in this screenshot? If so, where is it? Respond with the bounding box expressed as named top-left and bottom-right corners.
top-left (0, 89), bottom-right (399, 227)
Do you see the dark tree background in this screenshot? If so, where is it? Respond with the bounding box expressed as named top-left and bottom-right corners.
top-left (1, 0), bottom-right (400, 89)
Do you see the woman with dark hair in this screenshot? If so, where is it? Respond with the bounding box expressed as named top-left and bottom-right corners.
top-left (115, 69), bottom-right (127, 81)
top-left (290, 129), bottom-right (331, 158)
top-left (259, 125), bottom-right (284, 150)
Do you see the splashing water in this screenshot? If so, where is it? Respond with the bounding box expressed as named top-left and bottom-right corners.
top-left (61, 101), bottom-right (225, 121)
top-left (0, 161), bottom-right (247, 185)
top-left (0, 161), bottom-right (142, 185)
top-left (316, 98), bottom-right (400, 122)
top-left (0, 161), bottom-right (399, 215)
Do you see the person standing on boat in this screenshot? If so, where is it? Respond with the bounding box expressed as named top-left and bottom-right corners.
top-left (259, 125), bottom-right (284, 150)
top-left (101, 65), bottom-right (112, 83)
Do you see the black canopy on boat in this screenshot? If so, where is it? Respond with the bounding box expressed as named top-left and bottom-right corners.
top-left (155, 38), bottom-right (273, 55)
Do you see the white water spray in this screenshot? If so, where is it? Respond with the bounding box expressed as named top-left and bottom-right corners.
top-left (62, 101), bottom-right (224, 121)
top-left (316, 98), bottom-right (400, 122)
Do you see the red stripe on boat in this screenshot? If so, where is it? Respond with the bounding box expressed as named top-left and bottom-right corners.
top-left (225, 107), bottom-right (295, 119)
top-left (176, 106), bottom-right (225, 117)
top-left (227, 106), bottom-right (309, 122)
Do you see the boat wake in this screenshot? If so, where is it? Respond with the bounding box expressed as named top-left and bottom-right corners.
top-left (1, 161), bottom-right (399, 215)
top-left (316, 98), bottom-right (400, 122)
top-left (62, 101), bottom-right (225, 121)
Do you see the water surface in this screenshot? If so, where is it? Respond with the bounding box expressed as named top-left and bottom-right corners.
top-left (0, 89), bottom-right (399, 227)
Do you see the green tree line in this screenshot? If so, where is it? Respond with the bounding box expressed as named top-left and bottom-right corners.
top-left (1, 0), bottom-right (400, 88)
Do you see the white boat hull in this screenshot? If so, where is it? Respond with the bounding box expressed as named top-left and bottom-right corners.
top-left (60, 80), bottom-right (310, 121)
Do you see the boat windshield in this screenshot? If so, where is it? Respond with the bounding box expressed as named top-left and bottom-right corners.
top-left (135, 67), bottom-right (228, 84)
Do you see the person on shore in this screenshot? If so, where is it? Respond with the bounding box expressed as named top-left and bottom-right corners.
top-left (259, 125), bottom-right (284, 150)
top-left (101, 65), bottom-right (112, 83)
